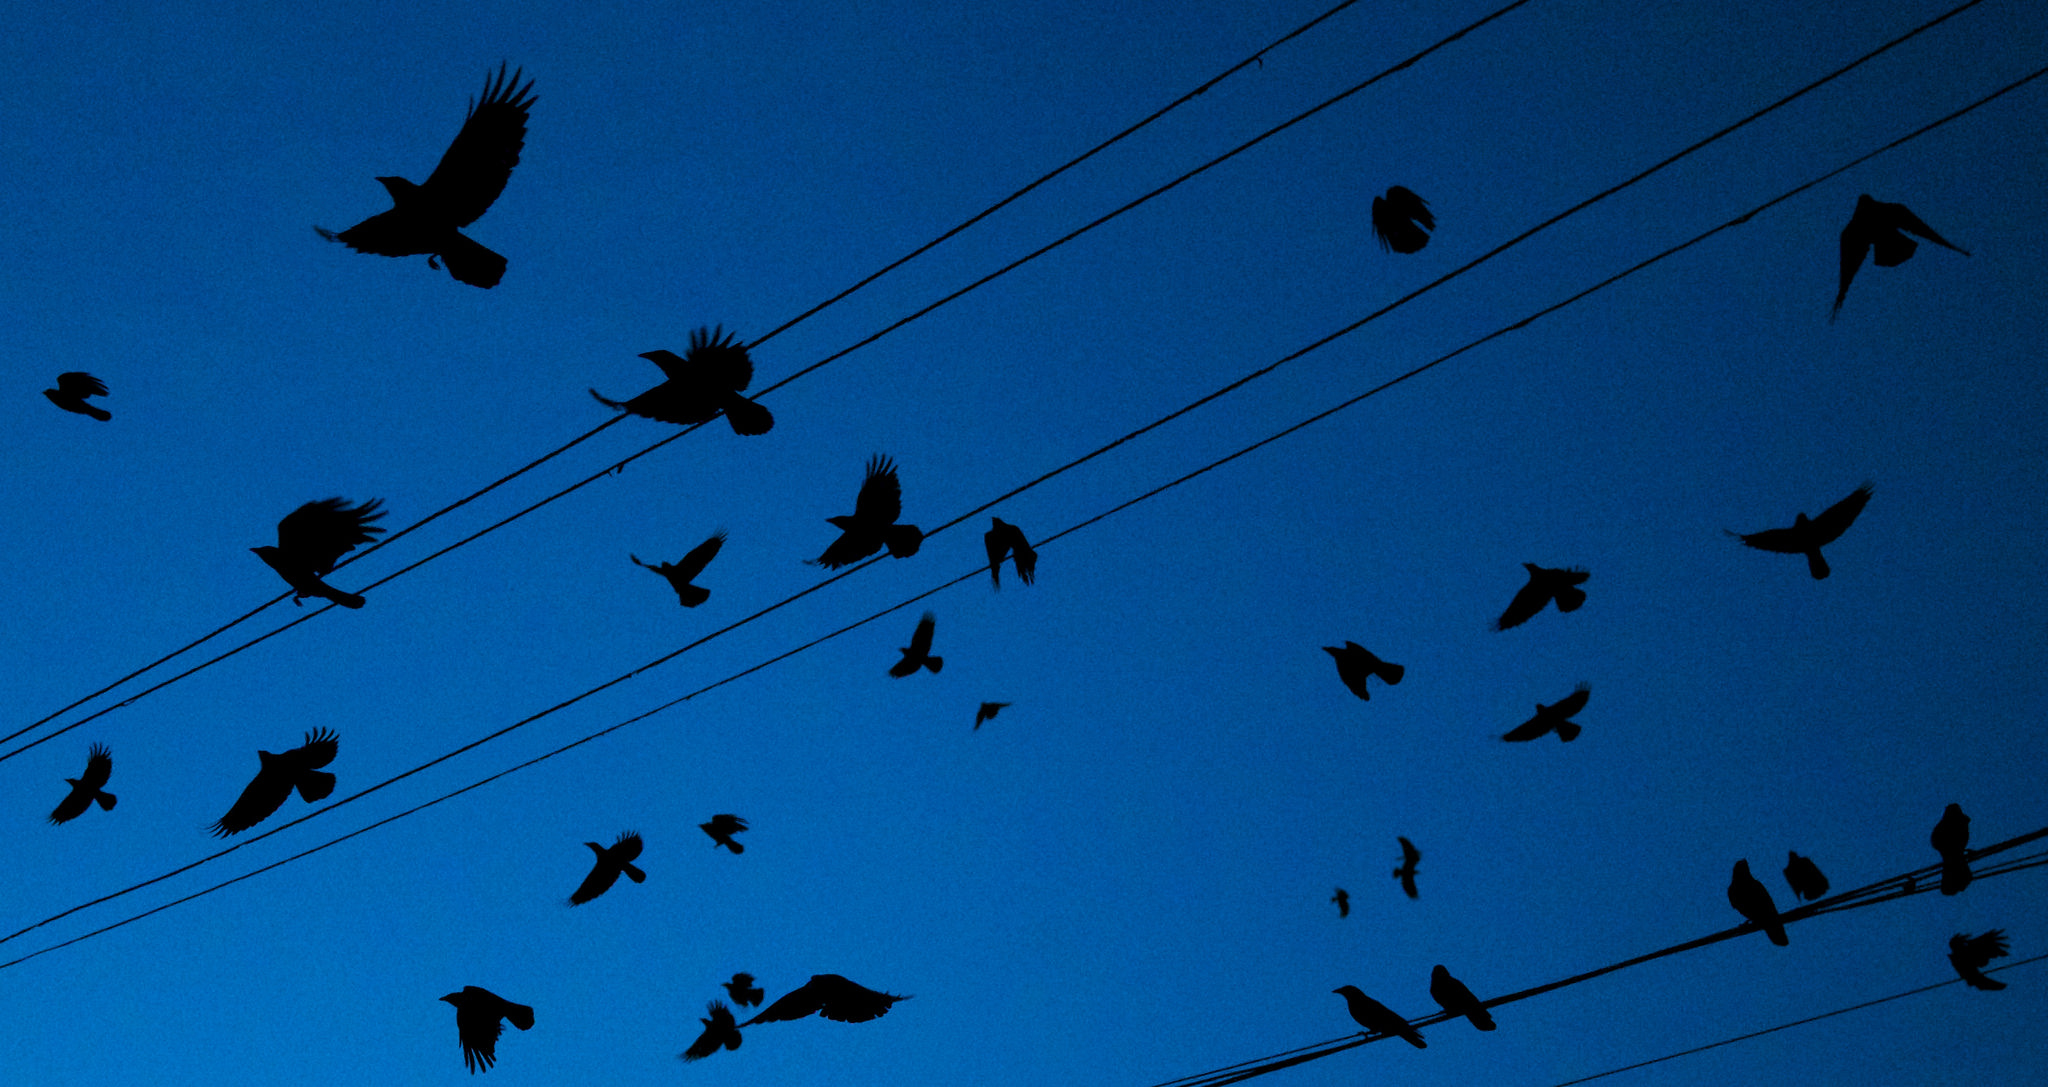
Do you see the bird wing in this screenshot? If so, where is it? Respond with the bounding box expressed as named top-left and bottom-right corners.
top-left (1551, 684), bottom-right (1591, 719)
top-left (1892, 205), bottom-right (1968, 254)
top-left (83, 743), bottom-right (114, 789)
top-left (319, 209), bottom-right (431, 256)
top-left (420, 64), bottom-right (536, 228)
top-left (1730, 524), bottom-right (1806, 554)
top-left (852, 456), bottom-right (904, 525)
top-left (567, 859), bottom-right (620, 905)
top-left (1400, 837), bottom-right (1420, 866)
top-left (456, 1008), bottom-right (504, 1073)
top-left (688, 325), bottom-right (753, 391)
top-left (48, 785), bottom-right (92, 824)
top-left (996, 520), bottom-right (1038, 584)
top-left (291, 727), bottom-right (342, 771)
top-left (210, 759), bottom-right (293, 836)
top-left (1807, 483), bottom-right (1873, 546)
top-left (674, 532), bottom-right (726, 581)
top-left (57, 372), bottom-right (107, 397)
top-left (812, 974), bottom-right (907, 1023)
top-left (1960, 930), bottom-right (2009, 967)
top-left (984, 524), bottom-right (1010, 586)
top-left (681, 1002), bottom-right (738, 1061)
top-left (1494, 577), bottom-right (1549, 630)
top-left (1500, 714), bottom-right (1552, 742)
top-left (1387, 186), bottom-right (1433, 230)
top-left (908, 612), bottom-right (936, 655)
top-left (743, 977), bottom-right (827, 1024)
top-left (613, 831), bottom-right (644, 862)
top-left (276, 499), bottom-right (387, 575)
top-left (1835, 219), bottom-right (1869, 314)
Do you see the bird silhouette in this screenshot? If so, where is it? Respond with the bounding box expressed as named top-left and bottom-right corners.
top-left (1370, 186), bottom-right (1434, 254)
top-left (811, 455), bottom-right (923, 568)
top-left (1833, 194), bottom-right (1969, 319)
top-left (723, 973), bottom-right (765, 1007)
top-left (631, 532), bottom-right (726, 607)
top-left (680, 1000), bottom-right (744, 1061)
top-left (1331, 888), bottom-right (1350, 918)
top-left (210, 728), bottom-right (340, 836)
top-left (743, 974), bottom-right (909, 1026)
top-left (1502, 684), bottom-right (1590, 742)
top-left (1931, 803), bottom-right (1972, 895)
top-left (701, 813), bottom-right (747, 853)
top-left (974, 702), bottom-right (1010, 730)
top-left (1728, 483), bottom-right (1872, 580)
top-left (1393, 837), bottom-right (1421, 899)
top-left (983, 517), bottom-right (1038, 589)
top-left (590, 327), bottom-right (773, 435)
top-left (317, 65), bottom-right (536, 288)
top-left (567, 831), bottom-right (646, 906)
top-left (1783, 851), bottom-right (1830, 902)
top-left (43, 372), bottom-right (111, 420)
top-left (440, 985), bottom-right (533, 1074)
top-left (1727, 859), bottom-right (1788, 946)
top-left (1429, 965), bottom-right (1496, 1031)
top-left (1495, 564), bottom-right (1588, 630)
top-left (889, 612), bottom-right (944, 677)
top-left (1322, 642), bottom-right (1404, 701)
top-left (1331, 985), bottom-right (1424, 1047)
top-left (49, 743), bottom-right (117, 825)
top-left (251, 497), bottom-right (387, 608)
top-left (1948, 930), bottom-right (2009, 991)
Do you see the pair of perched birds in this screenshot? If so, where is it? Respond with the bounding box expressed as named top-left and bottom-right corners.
top-left (1331, 964), bottom-right (1493, 1049)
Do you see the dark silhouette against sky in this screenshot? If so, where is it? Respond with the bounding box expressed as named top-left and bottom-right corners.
top-left (566, 830), bottom-right (646, 906)
top-left (1501, 682), bottom-right (1590, 742)
top-left (742, 973), bottom-right (910, 1026)
top-left (208, 728), bottom-right (339, 837)
top-left (1322, 641), bottom-right (1404, 701)
top-left (250, 497), bottom-right (387, 609)
top-left (1393, 836), bottom-right (1421, 900)
top-left (1331, 887), bottom-right (1349, 918)
top-left (1332, 984), bottom-right (1425, 1048)
top-left (699, 813), bottom-right (747, 854)
top-left (982, 517), bottom-right (1038, 589)
top-left (973, 701), bottom-right (1010, 729)
top-left (440, 985), bottom-right (534, 1074)
top-left (722, 973), bottom-right (764, 1007)
top-left (1493, 563), bottom-right (1589, 630)
top-left (590, 326), bottom-right (774, 435)
top-left (1370, 185), bottom-right (1435, 253)
top-left (631, 532), bottom-right (726, 608)
top-left (1429, 964), bottom-right (1496, 1031)
top-left (1832, 193), bottom-right (1970, 319)
top-left (810, 455), bottom-right (923, 569)
top-left (1728, 483), bottom-right (1873, 580)
top-left (1783, 851), bottom-right (1831, 902)
top-left (42, 372), bottom-right (109, 421)
top-left (1727, 859), bottom-right (1790, 946)
top-left (1949, 930), bottom-right (2009, 991)
top-left (47, 743), bottom-right (116, 825)
top-left (680, 999), bottom-right (744, 1061)
top-left (1932, 803), bottom-right (1973, 895)
top-left (889, 611), bottom-right (944, 677)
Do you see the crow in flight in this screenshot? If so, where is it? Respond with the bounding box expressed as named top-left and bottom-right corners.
top-left (1931, 803), bottom-right (1972, 896)
top-left (1331, 985), bottom-right (1424, 1048)
top-left (1727, 859), bottom-right (1789, 946)
top-left (723, 973), bottom-right (765, 1007)
top-left (1783, 851), bottom-right (1830, 902)
top-left (1833, 194), bottom-right (1968, 320)
top-left (743, 974), bottom-right (910, 1026)
top-left (889, 612), bottom-right (943, 677)
top-left (567, 831), bottom-right (646, 906)
top-left (1322, 642), bottom-right (1404, 701)
top-left (1502, 683), bottom-right (1590, 742)
top-left (1495, 564), bottom-right (1588, 630)
top-left (811, 456), bottom-right (922, 568)
top-left (974, 701), bottom-right (1010, 730)
top-left (440, 985), bottom-right (533, 1074)
top-left (681, 1000), bottom-right (743, 1061)
top-left (1370, 186), bottom-right (1434, 254)
top-left (1728, 483), bottom-right (1872, 580)
top-left (1393, 837), bottom-right (1421, 899)
top-left (1949, 930), bottom-right (2009, 991)
top-left (983, 517), bottom-right (1037, 589)
top-left (252, 497), bottom-right (387, 608)
top-left (318, 65), bottom-right (536, 288)
top-left (701, 813), bottom-right (747, 853)
top-left (631, 532), bottom-right (726, 607)
top-left (210, 728), bottom-right (340, 836)
top-left (49, 743), bottom-right (117, 825)
top-left (1331, 888), bottom-right (1350, 918)
top-left (1429, 965), bottom-right (1496, 1031)
top-left (590, 327), bottom-right (773, 435)
top-left (44, 372), bottom-right (111, 420)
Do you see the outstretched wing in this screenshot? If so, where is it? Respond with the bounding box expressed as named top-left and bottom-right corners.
top-left (743, 977), bottom-right (828, 1025)
top-left (1892, 205), bottom-right (1969, 255)
top-left (291, 727), bottom-right (341, 771)
top-left (1501, 714), bottom-right (1551, 742)
top-left (812, 974), bottom-right (909, 1023)
top-left (421, 64), bottom-right (536, 227)
top-left (1959, 929), bottom-right (2009, 968)
top-left (1729, 525), bottom-right (1805, 554)
top-left (1807, 483), bottom-right (1873, 546)
top-left (276, 498), bottom-right (387, 575)
top-left (56, 372), bottom-right (108, 397)
top-left (1551, 684), bottom-right (1591, 719)
top-left (908, 612), bottom-right (936, 655)
top-left (82, 743), bottom-right (114, 789)
top-left (210, 759), bottom-right (293, 836)
top-left (853, 456), bottom-right (904, 525)
top-left (1399, 837), bottom-right (1420, 866)
top-left (673, 532), bottom-right (726, 581)
top-left (1494, 573), bottom-right (1548, 631)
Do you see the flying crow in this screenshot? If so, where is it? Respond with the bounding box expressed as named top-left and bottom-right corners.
top-left (252, 497), bottom-right (387, 608)
top-left (591, 327), bottom-right (773, 435)
top-left (210, 728), bottom-right (339, 836)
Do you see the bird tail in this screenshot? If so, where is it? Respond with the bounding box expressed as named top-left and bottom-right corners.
top-left (297, 770), bottom-right (338, 804)
top-left (624, 863), bottom-right (646, 883)
top-left (438, 231), bottom-right (508, 288)
top-left (325, 588), bottom-right (367, 609)
top-left (1554, 586), bottom-right (1587, 612)
top-left (96, 791), bottom-right (117, 811)
top-left (1805, 550), bottom-right (1831, 580)
top-left (1466, 1009), bottom-right (1497, 1031)
top-left (1765, 920), bottom-right (1789, 946)
top-left (1555, 720), bottom-right (1582, 742)
top-left (924, 655), bottom-right (944, 674)
top-left (1376, 661), bottom-right (1405, 686)
top-left (885, 524), bottom-right (924, 558)
top-left (678, 584), bottom-right (711, 607)
top-left (1940, 858), bottom-right (1973, 896)
top-left (721, 393), bottom-right (775, 436)
top-left (725, 840), bottom-right (744, 855)
top-left (506, 1002), bottom-right (536, 1031)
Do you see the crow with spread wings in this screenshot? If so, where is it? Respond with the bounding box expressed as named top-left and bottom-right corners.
top-left (210, 728), bottom-right (340, 836)
top-left (252, 497), bottom-right (387, 608)
top-left (810, 456), bottom-right (922, 569)
top-left (742, 974), bottom-right (909, 1026)
top-left (632, 532), bottom-right (726, 608)
top-left (1728, 483), bottom-right (1872, 580)
top-left (591, 327), bottom-right (773, 435)
top-left (49, 744), bottom-right (117, 825)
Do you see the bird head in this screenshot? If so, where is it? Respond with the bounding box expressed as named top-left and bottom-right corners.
top-left (1733, 859), bottom-right (1752, 879)
top-left (439, 992), bottom-right (462, 1006)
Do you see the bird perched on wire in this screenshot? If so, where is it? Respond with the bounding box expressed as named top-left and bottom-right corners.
top-left (252, 497), bottom-right (387, 609)
top-left (317, 65), bottom-right (536, 288)
top-left (1727, 859), bottom-right (1789, 946)
top-left (1727, 483), bottom-right (1872, 580)
top-left (888, 612), bottom-right (944, 677)
top-left (1393, 837), bottom-right (1421, 899)
top-left (1783, 851), bottom-right (1830, 902)
top-left (1948, 930), bottom-right (2009, 991)
top-left (974, 701), bottom-right (1010, 730)
top-left (567, 831), bottom-right (646, 906)
top-left (590, 327), bottom-right (773, 435)
top-left (48, 743), bottom-right (117, 825)
top-left (701, 813), bottom-right (747, 854)
top-left (440, 985), bottom-right (533, 1074)
top-left (1931, 803), bottom-right (1972, 896)
top-left (631, 532), bottom-right (726, 607)
top-left (209, 728), bottom-right (340, 836)
top-left (1370, 186), bottom-right (1435, 254)
top-left (1322, 642), bottom-right (1404, 701)
top-left (1832, 194), bottom-right (1968, 320)
top-left (43, 372), bottom-right (111, 420)
top-left (723, 973), bottom-right (765, 1007)
top-left (1502, 684), bottom-right (1590, 742)
top-left (742, 974), bottom-right (909, 1026)
top-left (1429, 965), bottom-right (1496, 1031)
top-left (1331, 985), bottom-right (1425, 1048)
top-left (680, 1000), bottom-right (743, 1061)
top-left (810, 455), bottom-right (922, 568)
top-left (983, 517), bottom-right (1038, 589)
top-left (1331, 888), bottom-right (1350, 918)
top-left (1494, 564), bottom-right (1588, 630)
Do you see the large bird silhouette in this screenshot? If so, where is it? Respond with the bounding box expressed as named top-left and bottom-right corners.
top-left (590, 327), bottom-right (773, 435)
top-left (810, 456), bottom-right (922, 569)
top-left (1370, 186), bottom-right (1434, 254)
top-left (252, 497), bottom-right (387, 608)
top-left (1728, 483), bottom-right (1872, 580)
top-left (1727, 859), bottom-right (1789, 946)
top-left (723, 973), bottom-right (765, 1007)
top-left (1393, 837), bottom-right (1421, 899)
top-left (742, 974), bottom-right (909, 1026)
top-left (209, 728), bottom-right (339, 836)
top-left (440, 985), bottom-right (533, 1073)
top-left (1502, 684), bottom-right (1590, 742)
top-left (631, 532), bottom-right (726, 607)
top-left (1931, 803), bottom-right (1972, 895)
top-left (318, 65), bottom-right (536, 288)
top-left (567, 831), bottom-right (646, 906)
top-left (43, 372), bottom-right (111, 420)
top-left (1322, 642), bottom-right (1404, 701)
top-left (701, 813), bottom-right (747, 854)
top-left (680, 1000), bottom-right (743, 1061)
top-left (1833, 194), bottom-right (1968, 319)
top-left (1332, 985), bottom-right (1424, 1047)
top-left (1429, 965), bottom-right (1496, 1031)
top-left (983, 517), bottom-right (1038, 589)
top-left (1949, 930), bottom-right (2009, 991)
top-left (49, 743), bottom-right (117, 825)
top-left (1783, 851), bottom-right (1830, 902)
top-left (889, 612), bottom-right (944, 677)
top-left (1495, 564), bottom-right (1588, 630)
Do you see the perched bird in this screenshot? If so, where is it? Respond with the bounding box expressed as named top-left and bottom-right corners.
top-left (810, 455), bottom-right (923, 568)
top-left (1322, 642), bottom-right (1405, 701)
top-left (1331, 888), bottom-right (1350, 918)
top-left (680, 1000), bottom-right (744, 1062)
top-left (1502, 684), bottom-right (1590, 743)
top-left (1833, 194), bottom-right (1969, 319)
top-left (251, 497), bottom-right (387, 609)
top-left (1370, 186), bottom-right (1435, 254)
top-left (1393, 837), bottom-right (1421, 900)
top-left (723, 973), bottom-right (765, 1007)
top-left (440, 985), bottom-right (533, 1074)
top-left (1728, 483), bottom-right (1872, 580)
top-left (1495, 564), bottom-right (1589, 630)
top-left (1783, 851), bottom-right (1830, 902)
top-left (1727, 859), bottom-right (1789, 946)
top-left (974, 702), bottom-right (1010, 730)
top-left (1331, 985), bottom-right (1425, 1048)
top-left (701, 813), bottom-right (747, 854)
top-left (983, 517), bottom-right (1038, 589)
top-left (1948, 930), bottom-right (2009, 991)
top-left (590, 327), bottom-right (773, 435)
top-left (44, 372), bottom-right (111, 420)
top-left (567, 831), bottom-right (646, 906)
top-left (48, 743), bottom-right (117, 825)
top-left (889, 612), bottom-right (944, 677)
top-left (1931, 803), bottom-right (1972, 896)
top-left (631, 532), bottom-right (726, 607)
top-left (743, 974), bottom-right (909, 1026)
top-left (1429, 965), bottom-right (1496, 1031)
top-left (317, 65), bottom-right (536, 288)
top-left (210, 728), bottom-right (340, 837)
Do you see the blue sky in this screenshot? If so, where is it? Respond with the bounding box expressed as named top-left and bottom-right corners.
top-left (4, 0), bottom-right (2046, 1084)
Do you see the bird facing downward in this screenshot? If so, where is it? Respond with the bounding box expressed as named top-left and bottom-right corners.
top-left (631, 531), bottom-right (726, 608)
top-left (1495, 564), bottom-right (1589, 630)
top-left (743, 974), bottom-right (910, 1026)
top-left (251, 497), bottom-right (387, 609)
top-left (440, 985), bottom-right (534, 1074)
top-left (889, 612), bottom-right (944, 677)
top-left (983, 517), bottom-right (1038, 589)
top-left (567, 831), bottom-right (646, 906)
top-left (1393, 837), bottom-right (1421, 899)
top-left (1728, 483), bottom-right (1872, 580)
top-left (1332, 985), bottom-right (1425, 1048)
top-left (680, 1000), bottom-right (744, 1062)
top-left (49, 743), bottom-right (117, 825)
top-left (701, 813), bottom-right (747, 854)
top-left (44, 372), bottom-right (111, 420)
top-left (590, 327), bottom-right (773, 435)
top-left (1370, 186), bottom-right (1435, 254)
top-left (811, 455), bottom-right (923, 569)
top-left (1833, 193), bottom-right (1969, 320)
top-left (1322, 642), bottom-right (1405, 701)
top-left (1331, 888), bottom-right (1350, 918)
top-left (210, 728), bottom-right (340, 836)
top-left (1931, 803), bottom-right (1972, 896)
top-left (1727, 859), bottom-right (1789, 946)
top-left (1949, 930), bottom-right (2009, 991)
top-left (1502, 684), bottom-right (1590, 742)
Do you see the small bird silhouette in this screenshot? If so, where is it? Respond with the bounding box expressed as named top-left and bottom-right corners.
top-left (811, 455), bottom-right (923, 569)
top-left (1331, 888), bottom-right (1350, 918)
top-left (1322, 642), bottom-right (1405, 701)
top-left (43, 372), bottom-right (111, 420)
top-left (974, 702), bottom-right (1010, 730)
top-left (1833, 194), bottom-right (1969, 320)
top-left (49, 743), bottom-right (117, 825)
top-left (743, 974), bottom-right (909, 1026)
top-left (1931, 803), bottom-right (1972, 896)
top-left (631, 532), bottom-right (726, 607)
top-left (590, 327), bottom-right (773, 435)
top-left (1727, 859), bottom-right (1789, 946)
top-left (1502, 684), bottom-right (1590, 742)
top-left (1393, 837), bottom-right (1421, 899)
top-left (1783, 851), bottom-right (1830, 902)
top-left (1495, 564), bottom-right (1589, 630)
top-left (1370, 186), bottom-right (1434, 254)
top-left (701, 813), bottom-right (747, 854)
top-left (440, 985), bottom-right (534, 1074)
top-left (723, 973), bottom-right (765, 1007)
top-left (210, 728), bottom-right (340, 836)
top-left (1728, 483), bottom-right (1872, 580)
top-left (983, 517), bottom-right (1038, 589)
top-left (567, 831), bottom-right (646, 906)
top-left (680, 1000), bottom-right (744, 1061)
top-left (1948, 930), bottom-right (2009, 991)
top-left (889, 612), bottom-right (944, 677)
top-left (251, 497), bottom-right (387, 608)
top-left (1429, 965), bottom-right (1496, 1031)
top-left (1331, 985), bottom-right (1425, 1047)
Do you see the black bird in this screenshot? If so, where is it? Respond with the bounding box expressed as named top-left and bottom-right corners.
top-left (974, 701), bottom-right (1010, 730)
top-left (49, 743), bottom-right (117, 825)
top-left (210, 728), bottom-right (340, 836)
top-left (631, 532), bottom-right (726, 607)
top-left (743, 974), bottom-right (909, 1026)
top-left (1370, 186), bottom-right (1434, 254)
top-left (1833, 194), bottom-right (1969, 319)
top-left (889, 612), bottom-right (944, 677)
top-left (1949, 930), bottom-right (2009, 991)
top-left (680, 1000), bottom-right (744, 1062)
top-left (1931, 803), bottom-right (1972, 895)
top-left (1393, 837), bottom-right (1421, 899)
top-left (590, 327), bottom-right (773, 435)
top-left (1331, 888), bottom-right (1350, 918)
top-left (567, 831), bottom-right (646, 906)
top-left (701, 813), bottom-right (747, 854)
top-left (810, 455), bottom-right (922, 568)
top-left (1502, 684), bottom-right (1590, 742)
top-left (723, 973), bottom-right (765, 1007)
top-left (1495, 564), bottom-right (1588, 630)
top-left (318, 65), bottom-right (536, 288)
top-left (1783, 851), bottom-right (1830, 902)
top-left (983, 517), bottom-right (1038, 589)
top-left (1728, 483), bottom-right (1872, 580)
top-left (252, 497), bottom-right (387, 609)
top-left (1429, 965), bottom-right (1496, 1031)
top-left (440, 985), bottom-right (533, 1074)
top-left (1322, 642), bottom-right (1405, 701)
top-left (1728, 859), bottom-right (1789, 946)
top-left (1331, 985), bottom-right (1424, 1048)
top-left (44, 372), bottom-right (111, 420)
